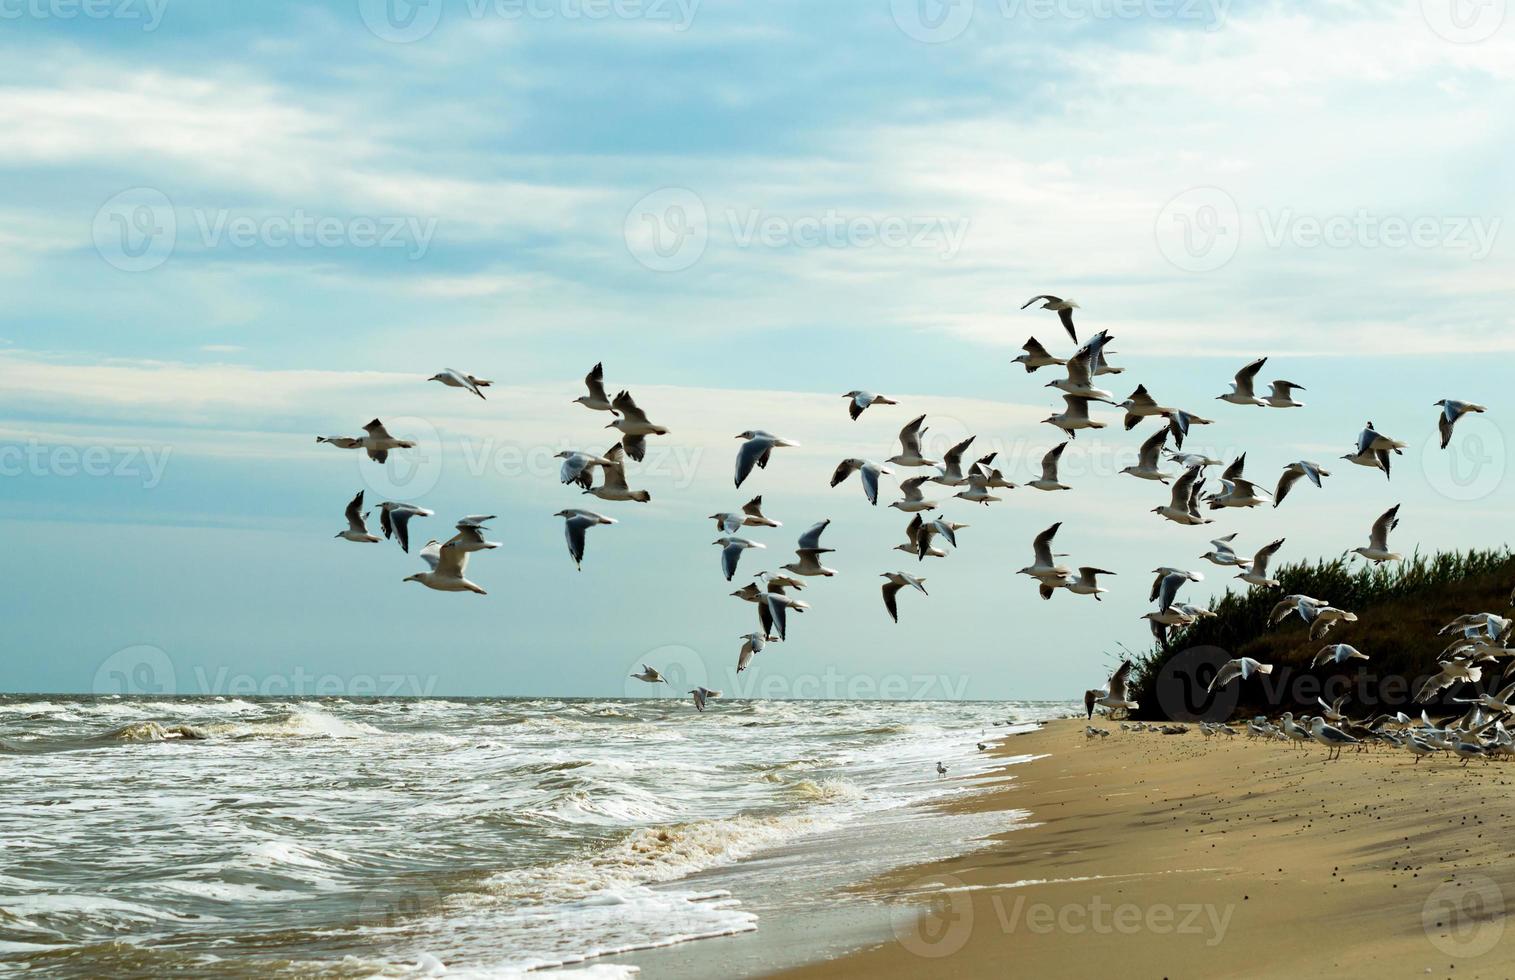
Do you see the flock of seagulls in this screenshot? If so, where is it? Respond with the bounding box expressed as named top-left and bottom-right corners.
top-left (314, 298), bottom-right (1487, 718)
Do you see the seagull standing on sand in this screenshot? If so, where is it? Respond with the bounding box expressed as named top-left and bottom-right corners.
top-left (1028, 442), bottom-right (1072, 492)
top-left (1012, 337), bottom-right (1066, 373)
top-left (336, 491), bottom-right (380, 543)
top-left (1435, 400), bottom-right (1487, 449)
top-left (831, 458), bottom-right (891, 506)
top-left (844, 390), bottom-right (898, 420)
top-left (378, 502), bottom-right (434, 552)
top-left (1121, 428), bottom-right (1174, 484)
top-left (1352, 505), bottom-right (1403, 563)
top-left (1021, 295), bottom-right (1080, 342)
top-left (1308, 716), bottom-right (1358, 760)
top-left (1208, 657), bottom-right (1274, 692)
top-left (607, 391), bottom-right (669, 462)
top-left (881, 572), bottom-right (929, 622)
top-left (574, 362), bottom-right (617, 413)
top-left (1236, 538), bottom-right (1286, 587)
top-left (630, 664), bottom-right (666, 684)
top-left (428, 369), bottom-right (492, 400)
top-left (405, 538), bottom-right (488, 595)
top-left (555, 509), bottom-right (616, 569)
top-left (1274, 461), bottom-right (1330, 507)
top-left (735, 431), bottom-right (802, 488)
top-left (887, 415), bottom-right (940, 468)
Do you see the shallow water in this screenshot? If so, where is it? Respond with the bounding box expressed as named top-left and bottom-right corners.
top-left (0, 696), bottom-right (1073, 977)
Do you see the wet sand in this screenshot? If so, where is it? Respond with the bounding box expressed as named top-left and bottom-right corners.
top-left (772, 718), bottom-right (1515, 979)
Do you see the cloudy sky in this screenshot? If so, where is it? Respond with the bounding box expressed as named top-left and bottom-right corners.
top-left (2, 0), bottom-right (1511, 699)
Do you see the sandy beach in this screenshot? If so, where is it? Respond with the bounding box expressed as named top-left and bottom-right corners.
top-left (774, 719), bottom-right (1515, 980)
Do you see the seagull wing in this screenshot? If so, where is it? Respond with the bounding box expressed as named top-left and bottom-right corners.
top-left (611, 391), bottom-right (650, 425)
top-left (797, 519), bottom-right (830, 551)
top-left (881, 581), bottom-right (902, 622)
top-left (897, 415), bottom-right (927, 455)
top-left (564, 515), bottom-right (591, 567)
top-left (418, 539), bottom-right (443, 572)
top-left (1032, 522), bottom-right (1061, 566)
top-left (585, 362), bottom-right (610, 403)
top-left (1234, 357), bottom-right (1266, 397)
top-left (735, 438), bottom-right (767, 488)
top-left (390, 508), bottom-right (419, 553)
top-left (344, 491), bottom-right (366, 533)
top-left (1369, 504), bottom-right (1401, 550)
top-left (1041, 442), bottom-right (1068, 481)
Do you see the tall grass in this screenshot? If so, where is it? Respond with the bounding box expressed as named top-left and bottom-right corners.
top-left (1130, 548), bottom-right (1515, 718)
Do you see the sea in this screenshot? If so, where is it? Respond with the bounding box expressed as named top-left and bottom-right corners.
top-left (0, 696), bottom-right (1075, 978)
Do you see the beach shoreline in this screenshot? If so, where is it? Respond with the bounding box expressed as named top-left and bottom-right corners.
top-left (764, 718), bottom-right (1515, 980)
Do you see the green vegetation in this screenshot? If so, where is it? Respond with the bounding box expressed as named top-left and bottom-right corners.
top-left (1130, 549), bottom-right (1515, 718)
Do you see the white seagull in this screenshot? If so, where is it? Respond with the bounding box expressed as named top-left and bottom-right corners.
top-left (1217, 357), bottom-right (1269, 406)
top-left (1208, 657), bottom-right (1274, 691)
top-left (378, 502), bottom-right (434, 553)
top-left (1313, 644), bottom-right (1369, 668)
top-left (1043, 394), bottom-right (1112, 440)
top-left (428, 368), bottom-right (492, 400)
top-left (844, 390), bottom-right (898, 420)
top-left (1152, 465), bottom-right (1211, 525)
top-left (1028, 442), bottom-right (1072, 492)
top-left (336, 491), bottom-right (380, 543)
top-left (1236, 538), bottom-right (1286, 587)
top-left (710, 496), bottom-right (781, 534)
top-left (1012, 336), bottom-right (1067, 373)
top-left (1020, 294), bottom-right (1080, 342)
top-left (555, 509), bottom-right (617, 570)
top-left (931, 437), bottom-right (979, 487)
top-left (891, 476), bottom-right (939, 513)
top-left (585, 444), bottom-right (652, 503)
top-left (831, 458), bottom-right (892, 506)
top-left (607, 391), bottom-right (669, 462)
top-left (1067, 567), bottom-right (1116, 601)
top-left (1435, 399), bottom-right (1487, 449)
top-left (735, 431), bottom-right (802, 488)
top-left (557, 450), bottom-right (614, 490)
top-left (630, 664), bottom-right (666, 684)
top-left (1121, 428), bottom-right (1174, 484)
top-left (887, 415), bottom-right (940, 468)
top-left (737, 633), bottom-right (768, 672)
top-left (1274, 461), bottom-right (1330, 507)
top-left (1018, 522), bottom-right (1072, 584)
top-left (1200, 533), bottom-right (1250, 568)
top-left (1352, 504), bottom-right (1402, 563)
top-left (405, 538), bottom-right (487, 595)
top-left (781, 520), bottom-right (837, 578)
top-left (715, 535), bottom-right (766, 582)
top-left (317, 419), bottom-right (417, 464)
top-left (881, 571), bottom-right (929, 622)
top-left (1263, 380), bottom-right (1306, 408)
top-left (574, 362), bottom-right (617, 413)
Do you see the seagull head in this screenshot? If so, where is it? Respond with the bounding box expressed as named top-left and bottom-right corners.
top-left (403, 573), bottom-right (425, 585)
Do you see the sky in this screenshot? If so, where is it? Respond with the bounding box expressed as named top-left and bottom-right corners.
top-left (1, 0), bottom-right (1513, 700)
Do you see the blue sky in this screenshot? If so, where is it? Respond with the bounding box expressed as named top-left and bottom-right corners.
top-left (1, 0), bottom-right (1512, 699)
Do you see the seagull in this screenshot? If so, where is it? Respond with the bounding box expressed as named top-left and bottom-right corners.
top-left (378, 502), bottom-right (434, 553)
top-left (336, 491), bottom-right (380, 543)
top-left (831, 458), bottom-right (892, 506)
top-left (554, 509), bottom-right (616, 569)
top-left (755, 587), bottom-right (809, 641)
top-left (689, 687), bottom-right (721, 712)
top-left (1263, 380), bottom-right (1306, 408)
top-left (891, 476), bottom-right (939, 513)
top-left (1268, 594), bottom-right (1332, 627)
top-left (585, 444), bottom-right (652, 503)
top-left (1453, 679), bottom-right (1515, 714)
top-left (936, 761), bottom-right (948, 778)
top-left (1152, 465), bottom-right (1211, 524)
top-left (1236, 538), bottom-right (1286, 587)
top-left (1046, 344), bottom-right (1114, 401)
top-left (1018, 523), bottom-right (1072, 584)
top-left (1121, 428), bottom-right (1174, 483)
top-left (973, 453), bottom-right (1017, 489)
top-left (1200, 533), bottom-right (1250, 568)
top-left (574, 362), bottom-right (617, 414)
top-left (1435, 399), bottom-right (1487, 449)
top-left (405, 538), bottom-right (487, 595)
top-left (953, 463), bottom-right (1003, 506)
top-left (630, 664), bottom-right (666, 684)
top-left (881, 572), bottom-right (928, 622)
top-left (1342, 422), bottom-right (1405, 479)
top-left (1352, 504), bottom-right (1402, 563)
top-left (907, 515), bottom-right (961, 561)
top-left (887, 415), bottom-right (939, 468)
top-left (1028, 442), bottom-right (1072, 492)
top-left (450, 515), bottom-right (499, 552)
top-left (607, 391), bottom-right (669, 462)
top-left (1165, 450), bottom-right (1221, 470)
top-left (782, 520), bottom-right (837, 577)
top-left (1118, 384), bottom-right (1170, 431)
top-left (737, 633), bottom-right (768, 672)
top-left (715, 535), bottom-right (766, 582)
top-left (735, 431), bottom-right (802, 488)
top-left (557, 450), bottom-right (614, 489)
top-left (1217, 357), bottom-right (1268, 406)
top-left (1067, 567), bottom-right (1115, 601)
top-left (1012, 336), bottom-right (1066, 373)
top-left (317, 419), bottom-right (417, 464)
top-left (1150, 567), bottom-right (1202, 604)
top-left (1021, 294), bottom-right (1080, 342)
top-left (1208, 657), bottom-right (1274, 692)
top-left (1317, 694), bottom-right (1349, 723)
top-left (1274, 461), bottom-right (1330, 507)
top-left (844, 390), bottom-right (898, 420)
top-left (1207, 477), bottom-right (1272, 510)
top-left (1308, 717), bottom-right (1358, 760)
top-left (428, 368), bottom-right (492, 400)
top-left (1415, 658), bottom-right (1483, 702)
top-left (1086, 661), bottom-right (1138, 717)
top-left (931, 437), bottom-right (979, 487)
top-left (1313, 643), bottom-right (1369, 668)
top-left (708, 496), bottom-right (781, 534)
top-left (1305, 607), bottom-right (1359, 641)
top-left (1043, 394), bottom-right (1111, 440)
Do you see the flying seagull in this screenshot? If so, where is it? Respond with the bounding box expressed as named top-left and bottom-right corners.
top-left (1274, 461), bottom-right (1330, 507)
top-left (554, 509), bottom-right (616, 569)
top-left (831, 458), bottom-right (891, 505)
top-left (881, 572), bottom-right (929, 622)
top-left (1021, 294), bottom-right (1080, 342)
top-left (1217, 357), bottom-right (1269, 406)
top-left (1028, 442), bottom-right (1072, 492)
top-left (782, 520), bottom-right (837, 578)
top-left (1435, 399), bottom-right (1487, 449)
top-left (1012, 336), bottom-right (1066, 373)
top-left (843, 390), bottom-right (898, 420)
top-left (1043, 394), bottom-right (1112, 440)
top-left (317, 419), bottom-right (417, 464)
top-left (1352, 504), bottom-right (1403, 563)
top-left (428, 368), bottom-right (492, 400)
top-left (1018, 522), bottom-right (1072, 584)
top-left (607, 391), bottom-right (669, 462)
top-left (1208, 657), bottom-right (1274, 692)
top-left (405, 537), bottom-right (488, 595)
top-left (379, 501), bottom-right (434, 552)
top-left (574, 362), bottom-right (617, 413)
top-left (715, 535), bottom-right (765, 582)
top-left (336, 491), bottom-right (380, 543)
top-left (1236, 538), bottom-right (1286, 587)
top-left (710, 496), bottom-right (781, 534)
top-left (887, 415), bottom-right (940, 468)
top-left (630, 664), bottom-right (666, 684)
top-left (557, 450), bottom-right (614, 490)
top-left (735, 431), bottom-right (801, 488)
top-left (584, 444), bottom-right (651, 503)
